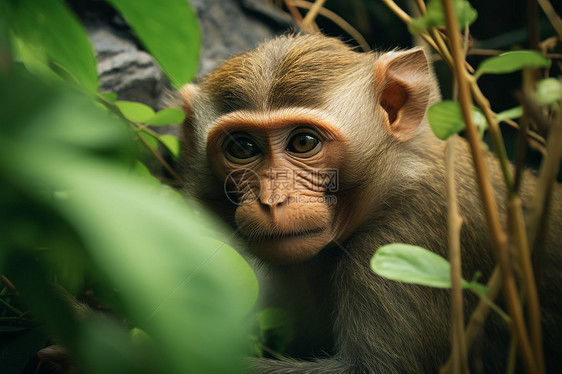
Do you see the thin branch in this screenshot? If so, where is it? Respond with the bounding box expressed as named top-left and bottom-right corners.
top-left (526, 100), bottom-right (562, 280)
top-left (134, 129), bottom-right (184, 184)
top-left (470, 85), bottom-right (515, 189)
top-left (380, 0), bottom-right (412, 24)
top-left (514, 107), bottom-right (530, 192)
top-left (442, 267), bottom-right (502, 373)
top-left (283, 0), bottom-right (304, 24)
top-left (0, 296), bottom-right (23, 315)
top-left (414, 0), bottom-right (427, 14)
top-left (503, 118), bottom-right (546, 154)
top-left (291, 0), bottom-right (370, 51)
top-left (96, 93), bottom-right (184, 185)
top-left (440, 0), bottom-right (538, 373)
top-left (301, 0), bottom-right (326, 32)
top-left (1, 274), bottom-right (17, 293)
top-left (467, 48), bottom-right (562, 60)
top-left (444, 136), bottom-right (468, 374)
top-left (507, 196), bottom-right (545, 373)
top-left (536, 0), bottom-right (562, 40)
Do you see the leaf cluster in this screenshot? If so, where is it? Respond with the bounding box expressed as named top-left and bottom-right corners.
top-left (0, 1), bottom-right (259, 373)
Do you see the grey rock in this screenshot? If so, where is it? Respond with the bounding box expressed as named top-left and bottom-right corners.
top-left (88, 27), bottom-right (168, 109)
top-left (191, 0), bottom-right (294, 77)
top-left (73, 0), bottom-right (294, 108)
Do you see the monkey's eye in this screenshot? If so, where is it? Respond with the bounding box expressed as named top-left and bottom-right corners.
top-left (286, 133), bottom-right (320, 155)
top-left (225, 137), bottom-right (260, 162)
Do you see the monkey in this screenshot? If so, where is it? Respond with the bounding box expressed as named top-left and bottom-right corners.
top-left (179, 32), bottom-right (562, 373)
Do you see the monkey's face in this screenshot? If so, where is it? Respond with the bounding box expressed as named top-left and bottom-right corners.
top-left (182, 34), bottom-right (434, 265)
top-left (206, 109), bottom-right (347, 264)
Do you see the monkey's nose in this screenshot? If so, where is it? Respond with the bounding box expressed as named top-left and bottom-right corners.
top-left (259, 192), bottom-right (289, 220)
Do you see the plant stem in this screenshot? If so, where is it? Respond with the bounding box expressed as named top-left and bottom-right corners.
top-left (443, 267), bottom-right (502, 372)
top-left (134, 128), bottom-right (184, 184)
top-left (536, 0), bottom-right (562, 40)
top-left (526, 102), bottom-right (562, 261)
top-left (445, 136), bottom-right (468, 374)
top-left (284, 0), bottom-right (304, 23)
top-left (0, 297), bottom-right (23, 315)
top-left (440, 0), bottom-right (538, 372)
top-left (301, 0), bottom-right (326, 32)
top-left (96, 93), bottom-right (184, 185)
top-left (291, 1), bottom-right (371, 51)
top-left (507, 196), bottom-right (544, 373)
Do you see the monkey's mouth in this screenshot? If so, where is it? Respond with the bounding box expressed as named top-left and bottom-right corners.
top-left (243, 226), bottom-right (325, 241)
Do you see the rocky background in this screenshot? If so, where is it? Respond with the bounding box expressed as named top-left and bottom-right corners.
top-left (67, 0), bottom-right (295, 110)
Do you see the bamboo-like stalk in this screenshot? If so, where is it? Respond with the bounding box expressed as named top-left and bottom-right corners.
top-left (526, 101), bottom-right (562, 260)
top-left (445, 136), bottom-right (468, 374)
top-left (291, 0), bottom-right (371, 51)
top-left (536, 0), bottom-right (562, 39)
top-left (440, 1), bottom-right (538, 372)
top-left (283, 0), bottom-right (304, 23)
top-left (301, 0), bottom-right (326, 32)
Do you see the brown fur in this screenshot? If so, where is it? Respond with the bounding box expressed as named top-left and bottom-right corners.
top-left (179, 33), bottom-right (562, 373)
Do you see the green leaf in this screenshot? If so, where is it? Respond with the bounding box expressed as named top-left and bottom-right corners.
top-left (115, 101), bottom-right (155, 123)
top-left (408, 0), bottom-right (477, 34)
top-left (254, 307), bottom-right (294, 355)
top-left (129, 327), bottom-right (153, 346)
top-left (203, 239), bottom-right (259, 318)
top-left (256, 308), bottom-right (290, 332)
top-left (105, 0), bottom-right (201, 87)
top-left (428, 101), bottom-right (487, 140)
top-left (475, 51), bottom-right (550, 79)
top-left (534, 78), bottom-right (562, 106)
top-left (463, 280), bottom-right (489, 295)
top-left (100, 92), bottom-right (118, 102)
top-left (160, 134), bottom-right (181, 158)
top-left (371, 244), bottom-right (453, 288)
top-left (146, 108), bottom-right (186, 126)
top-left (138, 131), bottom-right (159, 150)
top-left (1, 0), bottom-right (98, 92)
top-left (131, 161), bottom-right (160, 187)
top-left (1, 70), bottom-right (255, 373)
top-left (496, 106), bottom-right (523, 122)
top-left (371, 244), bottom-right (488, 294)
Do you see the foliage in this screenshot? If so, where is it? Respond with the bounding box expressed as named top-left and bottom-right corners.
top-left (408, 0), bottom-right (477, 34)
top-left (0, 1), bottom-right (258, 373)
top-left (371, 244), bottom-right (487, 294)
top-left (374, 1), bottom-right (562, 373)
top-left (428, 101), bottom-right (487, 140)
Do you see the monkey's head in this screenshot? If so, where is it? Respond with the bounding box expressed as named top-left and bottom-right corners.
top-left (180, 34), bottom-right (437, 265)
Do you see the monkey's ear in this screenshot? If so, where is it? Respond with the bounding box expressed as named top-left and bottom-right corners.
top-left (376, 48), bottom-right (431, 142)
top-left (180, 84), bottom-right (199, 118)
top-left (179, 84), bottom-right (200, 158)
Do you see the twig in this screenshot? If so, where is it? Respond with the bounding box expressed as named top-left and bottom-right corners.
top-left (442, 267), bottom-right (502, 373)
top-left (513, 106), bottom-right (530, 192)
top-left (95, 93), bottom-right (184, 185)
top-left (283, 0), bottom-right (304, 24)
top-left (0, 296), bottom-right (23, 315)
top-left (536, 0), bottom-right (562, 40)
top-left (440, 0), bottom-right (538, 372)
top-left (507, 195), bottom-right (545, 373)
top-left (444, 136), bottom-right (468, 374)
top-left (470, 85), bottom-right (514, 189)
top-left (502, 118), bottom-right (546, 155)
top-left (134, 130), bottom-right (184, 184)
top-left (380, 0), bottom-right (411, 24)
top-left (526, 100), bottom-right (562, 274)
top-left (1, 274), bottom-right (17, 293)
top-left (414, 0), bottom-right (427, 14)
top-left (301, 0), bottom-right (326, 32)
top-left (466, 48), bottom-right (562, 60)
top-left (291, 0), bottom-right (370, 51)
